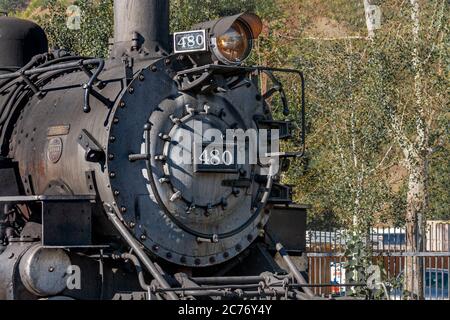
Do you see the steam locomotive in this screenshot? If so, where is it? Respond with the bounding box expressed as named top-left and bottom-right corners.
top-left (0, 0), bottom-right (310, 300)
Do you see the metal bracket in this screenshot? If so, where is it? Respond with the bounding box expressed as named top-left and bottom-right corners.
top-left (267, 182), bottom-right (293, 204)
top-left (78, 129), bottom-right (105, 163)
top-left (122, 56), bottom-right (134, 86)
top-left (177, 69), bottom-right (214, 91)
top-left (128, 123), bottom-right (151, 162)
top-left (255, 118), bottom-right (294, 140)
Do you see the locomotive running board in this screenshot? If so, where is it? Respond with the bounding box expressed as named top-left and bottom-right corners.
top-left (0, 194), bottom-right (96, 203)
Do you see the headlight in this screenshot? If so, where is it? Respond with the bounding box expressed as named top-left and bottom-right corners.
top-left (187, 13), bottom-right (262, 65)
top-left (214, 20), bottom-right (252, 64)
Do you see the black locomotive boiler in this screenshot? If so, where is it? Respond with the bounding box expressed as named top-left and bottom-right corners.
top-left (0, 0), bottom-right (310, 300)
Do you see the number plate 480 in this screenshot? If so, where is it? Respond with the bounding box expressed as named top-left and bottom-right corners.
top-left (173, 30), bottom-right (207, 53)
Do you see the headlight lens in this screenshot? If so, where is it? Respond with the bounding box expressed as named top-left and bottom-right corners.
top-left (216, 21), bottom-right (252, 63)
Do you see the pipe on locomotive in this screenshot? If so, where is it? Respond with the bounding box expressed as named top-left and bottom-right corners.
top-left (112, 0), bottom-right (170, 58)
top-left (105, 206), bottom-right (179, 300)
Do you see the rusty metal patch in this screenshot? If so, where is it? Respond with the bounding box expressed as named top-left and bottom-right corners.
top-left (47, 125), bottom-right (70, 137)
top-left (47, 138), bottom-right (63, 163)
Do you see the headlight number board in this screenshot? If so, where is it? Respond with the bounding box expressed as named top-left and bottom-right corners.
top-left (173, 30), bottom-right (207, 53)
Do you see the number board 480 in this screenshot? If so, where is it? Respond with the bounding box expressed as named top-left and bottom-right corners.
top-left (173, 30), bottom-right (207, 53)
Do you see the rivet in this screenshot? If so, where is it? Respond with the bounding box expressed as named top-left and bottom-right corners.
top-left (129, 221), bottom-right (136, 228)
top-left (152, 244), bottom-right (159, 251)
top-left (48, 266), bottom-right (55, 272)
top-left (108, 154), bottom-right (115, 160)
top-left (120, 206), bottom-right (127, 213)
top-left (166, 252), bottom-right (172, 259)
top-left (139, 74), bottom-right (145, 81)
top-left (247, 234), bottom-right (253, 241)
top-left (113, 117), bottom-right (119, 124)
top-left (186, 203), bottom-right (195, 214)
top-left (128, 87), bottom-right (134, 94)
top-left (158, 176), bottom-right (170, 184)
top-left (169, 115), bottom-right (181, 124)
top-left (164, 58), bottom-right (171, 65)
top-left (140, 234), bottom-right (147, 241)
top-left (155, 155), bottom-right (166, 161)
top-left (180, 256), bottom-right (187, 263)
top-left (114, 190), bottom-right (120, 196)
top-left (185, 104), bottom-right (195, 114)
top-left (151, 65), bottom-right (157, 72)
top-left (194, 258), bottom-right (201, 265)
top-left (158, 133), bottom-right (171, 141)
top-left (109, 172), bottom-right (116, 178)
top-left (223, 252), bottom-right (229, 258)
top-left (119, 101), bottom-right (126, 108)
top-left (235, 244), bottom-right (242, 251)
top-left (209, 257), bottom-right (216, 264)
top-left (109, 136), bottom-right (116, 142)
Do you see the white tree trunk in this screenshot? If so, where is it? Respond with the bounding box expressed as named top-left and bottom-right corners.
top-left (403, 0), bottom-right (426, 299)
top-left (404, 156), bottom-right (427, 299)
top-left (363, 0), bottom-right (381, 39)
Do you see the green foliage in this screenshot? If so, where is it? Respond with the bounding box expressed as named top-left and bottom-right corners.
top-left (0, 0), bottom-right (28, 13)
top-left (33, 0), bottom-right (113, 58)
top-left (429, 146), bottom-right (450, 220)
top-left (344, 232), bottom-right (373, 296)
top-left (170, 0), bottom-right (278, 32)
